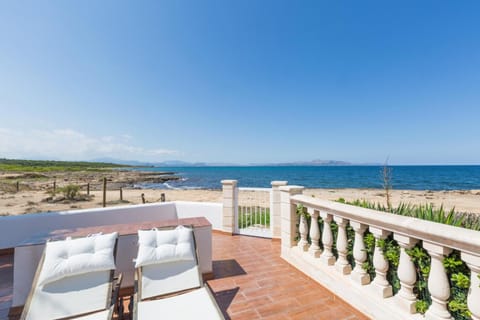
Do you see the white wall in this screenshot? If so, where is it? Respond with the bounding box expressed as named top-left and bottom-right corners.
top-left (174, 201), bottom-right (223, 231)
top-left (0, 202), bottom-right (177, 250)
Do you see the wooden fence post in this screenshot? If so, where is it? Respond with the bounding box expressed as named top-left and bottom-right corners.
top-left (53, 181), bottom-right (56, 194)
top-left (161, 193), bottom-right (165, 202)
top-left (87, 183), bottom-right (90, 195)
top-left (120, 187), bottom-right (123, 201)
top-left (141, 193), bottom-right (146, 204)
top-left (103, 178), bottom-right (107, 207)
top-left (16, 181), bottom-right (19, 192)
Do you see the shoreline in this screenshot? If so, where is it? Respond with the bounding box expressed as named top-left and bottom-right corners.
top-left (1, 168), bottom-right (479, 216)
top-left (0, 187), bottom-right (479, 216)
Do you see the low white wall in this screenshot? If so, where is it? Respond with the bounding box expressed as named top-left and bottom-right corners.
top-left (174, 201), bottom-right (223, 231)
top-left (0, 202), bottom-right (177, 250)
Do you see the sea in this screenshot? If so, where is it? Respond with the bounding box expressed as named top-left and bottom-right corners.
top-left (132, 165), bottom-right (480, 191)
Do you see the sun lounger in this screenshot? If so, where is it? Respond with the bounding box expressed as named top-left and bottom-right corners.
top-left (132, 225), bottom-right (224, 320)
top-left (20, 232), bottom-right (122, 320)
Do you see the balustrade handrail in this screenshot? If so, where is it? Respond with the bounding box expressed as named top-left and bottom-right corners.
top-left (238, 187), bottom-right (271, 192)
top-left (291, 194), bottom-right (480, 256)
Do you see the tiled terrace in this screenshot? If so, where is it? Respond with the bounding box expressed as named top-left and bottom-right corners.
top-left (0, 233), bottom-right (368, 320)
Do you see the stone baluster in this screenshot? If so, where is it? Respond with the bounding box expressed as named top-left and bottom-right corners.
top-left (393, 234), bottom-right (418, 313)
top-left (319, 211), bottom-right (335, 265)
top-left (423, 242), bottom-right (453, 320)
top-left (297, 209), bottom-right (309, 251)
top-left (334, 216), bottom-right (351, 274)
top-left (370, 227), bottom-right (393, 298)
top-left (461, 252), bottom-right (480, 320)
top-left (350, 221), bottom-right (370, 285)
top-left (307, 208), bottom-right (321, 257)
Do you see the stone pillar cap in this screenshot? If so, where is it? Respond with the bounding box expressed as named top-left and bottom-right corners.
top-left (271, 181), bottom-right (288, 186)
top-left (279, 185), bottom-right (304, 193)
top-left (221, 179), bottom-right (238, 185)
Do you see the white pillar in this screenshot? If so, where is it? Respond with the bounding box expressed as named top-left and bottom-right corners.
top-left (307, 208), bottom-right (321, 257)
top-left (461, 252), bottom-right (480, 320)
top-left (279, 186), bottom-right (304, 255)
top-left (297, 211), bottom-right (309, 252)
top-left (423, 242), bottom-right (453, 320)
top-left (350, 221), bottom-right (370, 285)
top-left (370, 227), bottom-right (392, 298)
top-left (270, 181), bottom-right (288, 239)
top-left (334, 216), bottom-right (351, 275)
top-left (221, 180), bottom-right (237, 234)
top-left (319, 211), bottom-right (335, 265)
top-left (393, 234), bottom-right (418, 314)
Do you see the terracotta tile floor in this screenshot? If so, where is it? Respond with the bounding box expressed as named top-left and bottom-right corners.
top-left (0, 233), bottom-right (369, 320)
top-left (208, 233), bottom-right (369, 320)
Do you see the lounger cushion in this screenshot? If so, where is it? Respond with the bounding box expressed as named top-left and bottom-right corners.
top-left (26, 270), bottom-right (112, 320)
top-left (38, 232), bottom-right (118, 286)
top-left (137, 287), bottom-right (223, 320)
top-left (135, 226), bottom-right (195, 268)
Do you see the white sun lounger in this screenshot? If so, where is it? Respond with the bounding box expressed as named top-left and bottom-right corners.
top-left (132, 225), bottom-right (224, 320)
top-left (20, 232), bottom-right (122, 320)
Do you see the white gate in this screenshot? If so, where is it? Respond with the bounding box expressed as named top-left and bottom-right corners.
top-left (235, 187), bottom-right (272, 238)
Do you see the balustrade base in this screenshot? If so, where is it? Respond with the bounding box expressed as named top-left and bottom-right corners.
top-left (394, 295), bottom-right (417, 314)
top-left (308, 248), bottom-right (321, 258)
top-left (320, 254), bottom-right (335, 266)
top-left (283, 245), bottom-right (424, 320)
top-left (351, 270), bottom-right (370, 285)
top-left (335, 262), bottom-right (352, 275)
top-left (298, 243), bottom-right (309, 252)
top-left (370, 282), bottom-right (393, 298)
top-left (425, 308), bottom-right (454, 320)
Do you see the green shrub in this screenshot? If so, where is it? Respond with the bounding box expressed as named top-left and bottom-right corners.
top-left (58, 184), bottom-right (81, 200)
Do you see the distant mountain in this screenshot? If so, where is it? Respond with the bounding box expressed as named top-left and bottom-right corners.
top-left (90, 158), bottom-right (155, 167)
top-left (90, 158), bottom-right (373, 167)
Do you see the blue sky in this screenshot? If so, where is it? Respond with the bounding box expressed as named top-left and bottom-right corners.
top-left (0, 1), bottom-right (479, 164)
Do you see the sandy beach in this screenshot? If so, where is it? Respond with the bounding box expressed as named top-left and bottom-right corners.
top-left (1, 187), bottom-right (479, 216)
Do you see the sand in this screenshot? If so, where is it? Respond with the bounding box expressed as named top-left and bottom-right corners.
top-left (0, 187), bottom-right (479, 216)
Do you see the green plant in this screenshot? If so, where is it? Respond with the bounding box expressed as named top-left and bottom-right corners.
top-left (58, 184), bottom-right (81, 200)
top-left (237, 206), bottom-right (270, 228)
top-left (406, 245), bottom-right (431, 313)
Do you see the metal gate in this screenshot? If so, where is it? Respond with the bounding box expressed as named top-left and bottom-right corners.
top-left (235, 187), bottom-right (272, 238)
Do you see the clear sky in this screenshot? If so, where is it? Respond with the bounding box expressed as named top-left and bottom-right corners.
top-left (1, 1), bottom-right (479, 165)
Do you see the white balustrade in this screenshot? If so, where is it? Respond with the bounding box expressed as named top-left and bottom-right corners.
top-left (461, 252), bottom-right (480, 320)
top-left (298, 211), bottom-right (309, 251)
top-left (283, 194), bottom-right (480, 320)
top-left (334, 216), bottom-right (351, 275)
top-left (350, 221), bottom-right (370, 285)
top-left (319, 211), bottom-right (335, 265)
top-left (394, 234), bottom-right (418, 314)
top-left (423, 242), bottom-right (453, 320)
top-left (307, 207), bottom-right (321, 257)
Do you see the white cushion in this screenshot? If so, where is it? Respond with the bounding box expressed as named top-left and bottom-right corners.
top-left (26, 270), bottom-right (112, 320)
top-left (38, 232), bottom-right (118, 286)
top-left (137, 287), bottom-right (223, 320)
top-left (135, 226), bottom-right (195, 268)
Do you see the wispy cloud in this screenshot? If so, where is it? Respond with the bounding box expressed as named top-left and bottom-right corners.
top-left (0, 128), bottom-right (178, 161)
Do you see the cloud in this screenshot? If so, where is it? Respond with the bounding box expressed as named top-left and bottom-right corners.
top-left (0, 128), bottom-right (178, 161)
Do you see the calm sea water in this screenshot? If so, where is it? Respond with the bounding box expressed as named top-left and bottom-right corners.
top-left (132, 165), bottom-right (480, 191)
